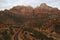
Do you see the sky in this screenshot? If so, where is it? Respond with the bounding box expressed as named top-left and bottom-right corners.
top-left (0, 0), bottom-right (60, 10)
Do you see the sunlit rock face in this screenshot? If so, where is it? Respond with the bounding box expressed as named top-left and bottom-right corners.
top-left (10, 6), bottom-right (33, 18)
top-left (0, 3), bottom-right (60, 40)
top-left (40, 3), bottom-right (52, 9)
top-left (34, 3), bottom-right (60, 18)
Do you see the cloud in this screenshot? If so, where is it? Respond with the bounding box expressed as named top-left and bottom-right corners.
top-left (17, 0), bottom-right (60, 9)
top-left (0, 0), bottom-right (18, 10)
top-left (0, 0), bottom-right (60, 10)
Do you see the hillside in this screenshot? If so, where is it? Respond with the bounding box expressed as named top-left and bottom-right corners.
top-left (0, 3), bottom-right (60, 40)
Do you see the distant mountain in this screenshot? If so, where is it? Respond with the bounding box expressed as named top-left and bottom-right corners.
top-left (0, 3), bottom-right (60, 40)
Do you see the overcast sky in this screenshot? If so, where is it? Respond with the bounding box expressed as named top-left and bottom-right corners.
top-left (0, 0), bottom-right (60, 10)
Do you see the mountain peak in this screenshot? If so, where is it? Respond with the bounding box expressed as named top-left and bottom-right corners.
top-left (40, 3), bottom-right (52, 9)
top-left (40, 3), bottom-right (47, 7)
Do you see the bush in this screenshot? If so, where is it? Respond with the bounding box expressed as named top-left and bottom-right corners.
top-left (1, 30), bottom-right (11, 40)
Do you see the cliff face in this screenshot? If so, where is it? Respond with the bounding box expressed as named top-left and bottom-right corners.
top-left (0, 3), bottom-right (60, 40)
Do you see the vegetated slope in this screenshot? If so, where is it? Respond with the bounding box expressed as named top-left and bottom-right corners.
top-left (0, 3), bottom-right (60, 40)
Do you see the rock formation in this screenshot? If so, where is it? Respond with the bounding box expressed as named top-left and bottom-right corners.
top-left (0, 3), bottom-right (60, 40)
